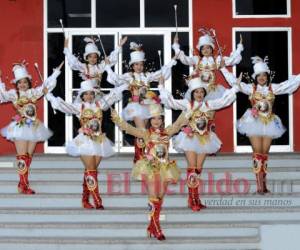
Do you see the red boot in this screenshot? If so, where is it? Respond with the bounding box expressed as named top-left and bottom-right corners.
top-left (82, 172), bottom-right (94, 209)
top-left (85, 170), bottom-right (104, 209)
top-left (262, 154), bottom-right (270, 194)
top-left (147, 198), bottom-right (165, 241)
top-left (17, 154), bottom-right (35, 195)
top-left (253, 153), bottom-right (265, 195)
top-left (26, 153), bottom-right (32, 167)
top-left (133, 138), bottom-right (145, 163)
top-left (187, 168), bottom-right (206, 211)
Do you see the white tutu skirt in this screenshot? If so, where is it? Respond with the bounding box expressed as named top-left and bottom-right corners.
top-left (173, 131), bottom-right (222, 154)
top-left (122, 102), bottom-right (150, 121)
top-left (205, 84), bottom-right (226, 100)
top-left (1, 121), bottom-right (52, 142)
top-left (237, 109), bottom-right (286, 139)
top-left (66, 133), bottom-right (115, 157)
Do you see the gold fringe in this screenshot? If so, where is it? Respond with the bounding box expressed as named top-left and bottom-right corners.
top-left (132, 159), bottom-right (181, 183)
top-left (258, 114), bottom-right (275, 125)
top-left (196, 134), bottom-right (210, 145)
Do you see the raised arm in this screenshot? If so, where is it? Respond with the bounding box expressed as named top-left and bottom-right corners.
top-left (105, 65), bottom-right (131, 86)
top-left (223, 42), bottom-right (244, 67)
top-left (220, 67), bottom-right (236, 87)
top-left (158, 80), bottom-right (189, 111)
top-left (0, 71), bottom-right (16, 103)
top-left (45, 92), bottom-right (80, 115)
top-left (172, 36), bottom-right (198, 66)
top-left (0, 84), bottom-right (16, 103)
top-left (220, 67), bottom-right (253, 95)
top-left (104, 36), bottom-right (127, 67)
top-left (271, 74), bottom-right (300, 95)
top-left (172, 45), bottom-right (198, 66)
top-left (98, 84), bottom-right (128, 111)
top-left (204, 85), bottom-right (238, 111)
top-left (63, 38), bottom-right (86, 72)
top-left (216, 35), bottom-right (244, 67)
top-left (111, 109), bottom-right (146, 139)
top-left (165, 111), bottom-right (190, 136)
top-left (32, 63), bottom-right (63, 99)
top-left (146, 59), bottom-right (177, 83)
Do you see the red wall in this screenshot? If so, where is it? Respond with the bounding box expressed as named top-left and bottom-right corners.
top-left (290, 0), bottom-right (300, 151)
top-left (193, 0), bottom-right (300, 152)
top-left (0, 0), bottom-right (43, 155)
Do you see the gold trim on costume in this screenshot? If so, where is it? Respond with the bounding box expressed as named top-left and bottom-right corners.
top-left (79, 107), bottom-right (104, 142)
top-left (250, 86), bottom-right (275, 125)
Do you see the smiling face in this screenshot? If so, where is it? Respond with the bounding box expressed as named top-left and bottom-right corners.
top-left (132, 62), bottom-right (144, 74)
top-left (192, 88), bottom-right (206, 102)
top-left (200, 45), bottom-right (213, 57)
top-left (86, 53), bottom-right (99, 65)
top-left (256, 72), bottom-right (269, 86)
top-left (16, 78), bottom-right (31, 91)
top-left (81, 91), bottom-right (95, 103)
top-left (150, 116), bottom-right (163, 129)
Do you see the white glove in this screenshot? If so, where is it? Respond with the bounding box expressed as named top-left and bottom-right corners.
top-left (172, 43), bottom-right (180, 54)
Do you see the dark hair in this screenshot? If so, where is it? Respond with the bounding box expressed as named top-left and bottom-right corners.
top-left (80, 91), bottom-right (95, 101)
top-left (129, 62), bottom-right (146, 73)
top-left (145, 115), bottom-right (164, 129)
top-left (199, 45), bottom-right (214, 57)
top-left (254, 72), bottom-right (271, 86)
top-left (85, 53), bottom-right (100, 64)
top-left (16, 77), bottom-right (32, 89)
top-left (191, 87), bottom-right (207, 101)
top-left (16, 78), bottom-right (32, 97)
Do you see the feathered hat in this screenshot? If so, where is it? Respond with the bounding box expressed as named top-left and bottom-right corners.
top-left (184, 77), bottom-right (208, 101)
top-left (12, 61), bottom-right (32, 84)
top-left (83, 37), bottom-right (101, 61)
top-left (129, 42), bottom-right (146, 65)
top-left (251, 56), bottom-right (270, 79)
top-left (73, 79), bottom-right (101, 104)
top-left (196, 28), bottom-right (215, 50)
top-left (147, 104), bottom-right (164, 118)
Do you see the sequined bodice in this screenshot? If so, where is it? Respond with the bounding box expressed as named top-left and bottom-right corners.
top-left (189, 108), bottom-right (215, 135)
top-left (194, 56), bottom-right (218, 85)
top-left (14, 95), bottom-right (38, 120)
top-left (79, 104), bottom-right (103, 137)
top-left (146, 128), bottom-right (169, 163)
top-left (249, 85), bottom-right (275, 118)
top-left (81, 64), bottom-right (103, 82)
top-left (129, 73), bottom-right (150, 101)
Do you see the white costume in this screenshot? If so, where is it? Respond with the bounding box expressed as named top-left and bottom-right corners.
top-left (46, 80), bottom-right (127, 157)
top-left (64, 37), bottom-right (121, 86)
top-left (159, 77), bottom-right (238, 154)
top-left (172, 33), bottom-right (243, 100)
top-left (0, 64), bottom-right (61, 142)
top-left (221, 56), bottom-right (300, 138)
top-left (105, 42), bottom-right (176, 121)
